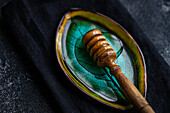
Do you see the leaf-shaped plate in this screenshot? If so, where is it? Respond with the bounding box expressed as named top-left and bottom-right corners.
top-left (56, 10), bottom-right (146, 110)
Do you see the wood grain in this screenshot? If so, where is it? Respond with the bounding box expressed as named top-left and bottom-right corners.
top-left (82, 29), bottom-right (155, 113)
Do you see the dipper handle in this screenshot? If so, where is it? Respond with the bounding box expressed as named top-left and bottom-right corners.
top-left (82, 29), bottom-right (155, 113)
top-left (109, 65), bottom-right (154, 113)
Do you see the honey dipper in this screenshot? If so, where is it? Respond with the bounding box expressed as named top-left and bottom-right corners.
top-left (82, 29), bottom-right (155, 113)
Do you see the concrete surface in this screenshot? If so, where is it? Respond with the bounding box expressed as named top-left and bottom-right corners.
top-left (0, 20), bottom-right (53, 112)
top-left (120, 0), bottom-right (170, 65)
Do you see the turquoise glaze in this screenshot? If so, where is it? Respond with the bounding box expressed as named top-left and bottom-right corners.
top-left (62, 17), bottom-right (134, 105)
top-left (56, 10), bottom-right (146, 109)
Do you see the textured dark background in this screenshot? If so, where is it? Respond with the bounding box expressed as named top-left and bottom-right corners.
top-left (0, 0), bottom-right (169, 112)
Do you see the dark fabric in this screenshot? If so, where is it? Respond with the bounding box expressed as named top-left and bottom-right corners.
top-left (1, 0), bottom-right (170, 112)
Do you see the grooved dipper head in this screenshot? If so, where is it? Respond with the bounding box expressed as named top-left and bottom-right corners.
top-left (82, 29), bottom-right (117, 67)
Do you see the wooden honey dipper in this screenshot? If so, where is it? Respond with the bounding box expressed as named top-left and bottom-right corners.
top-left (82, 29), bottom-right (155, 113)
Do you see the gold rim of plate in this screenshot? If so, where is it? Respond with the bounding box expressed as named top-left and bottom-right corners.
top-left (56, 10), bottom-right (147, 110)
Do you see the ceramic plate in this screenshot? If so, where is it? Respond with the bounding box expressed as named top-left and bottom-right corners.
top-left (56, 9), bottom-right (146, 110)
